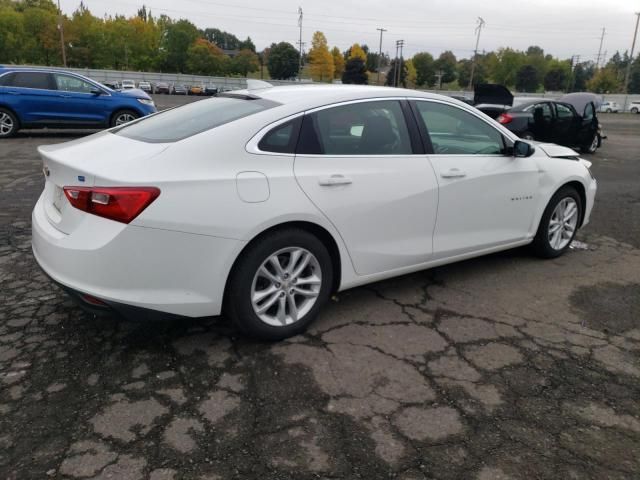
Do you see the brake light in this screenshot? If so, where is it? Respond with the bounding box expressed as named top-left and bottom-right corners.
top-left (497, 113), bottom-right (513, 124)
top-left (63, 186), bottom-right (160, 224)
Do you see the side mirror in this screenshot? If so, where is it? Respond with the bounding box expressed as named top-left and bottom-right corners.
top-left (90, 88), bottom-right (103, 95)
top-left (513, 140), bottom-right (535, 158)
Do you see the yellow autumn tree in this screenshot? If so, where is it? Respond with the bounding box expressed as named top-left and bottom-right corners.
top-left (331, 46), bottom-right (345, 79)
top-left (308, 31), bottom-right (334, 82)
top-left (348, 43), bottom-right (367, 62)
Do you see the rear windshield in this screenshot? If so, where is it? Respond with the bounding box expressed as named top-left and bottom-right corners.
top-left (114, 96), bottom-right (277, 143)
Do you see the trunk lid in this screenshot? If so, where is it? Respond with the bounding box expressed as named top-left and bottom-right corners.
top-left (39, 132), bottom-right (168, 234)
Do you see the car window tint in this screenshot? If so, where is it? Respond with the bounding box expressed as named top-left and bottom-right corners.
top-left (297, 100), bottom-right (412, 155)
top-left (258, 118), bottom-right (301, 154)
top-left (556, 104), bottom-right (574, 119)
top-left (114, 97), bottom-right (276, 143)
top-left (0, 73), bottom-right (15, 86)
top-left (415, 101), bottom-right (505, 155)
top-left (11, 72), bottom-right (51, 89)
top-left (55, 74), bottom-right (95, 93)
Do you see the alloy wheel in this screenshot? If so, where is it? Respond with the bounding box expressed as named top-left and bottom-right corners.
top-left (251, 247), bottom-right (322, 327)
top-left (548, 198), bottom-right (578, 250)
top-left (0, 112), bottom-right (14, 136)
top-left (588, 134), bottom-right (599, 153)
top-left (115, 113), bottom-right (136, 125)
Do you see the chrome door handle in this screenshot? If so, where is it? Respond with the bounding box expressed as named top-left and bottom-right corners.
top-left (318, 175), bottom-right (353, 186)
top-left (441, 168), bottom-right (466, 178)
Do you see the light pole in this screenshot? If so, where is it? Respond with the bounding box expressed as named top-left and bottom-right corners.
top-left (623, 12), bottom-right (640, 110)
top-left (376, 27), bottom-right (386, 85)
top-left (57, 0), bottom-right (67, 67)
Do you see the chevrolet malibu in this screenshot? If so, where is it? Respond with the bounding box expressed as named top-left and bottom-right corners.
top-left (32, 85), bottom-right (597, 340)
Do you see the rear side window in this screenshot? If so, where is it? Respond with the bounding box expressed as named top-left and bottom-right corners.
top-left (297, 100), bottom-right (413, 155)
top-left (114, 97), bottom-right (277, 143)
top-left (11, 72), bottom-right (52, 89)
top-left (258, 117), bottom-right (301, 154)
top-left (556, 104), bottom-right (574, 119)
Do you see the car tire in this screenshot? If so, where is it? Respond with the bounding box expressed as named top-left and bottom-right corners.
top-left (632, 107), bottom-right (639, 114)
top-left (110, 110), bottom-right (139, 127)
top-left (0, 108), bottom-right (19, 138)
top-left (224, 228), bottom-right (333, 340)
top-left (606, 108), bottom-right (612, 113)
top-left (532, 186), bottom-right (582, 259)
top-left (581, 133), bottom-right (599, 154)
top-left (521, 131), bottom-right (535, 140)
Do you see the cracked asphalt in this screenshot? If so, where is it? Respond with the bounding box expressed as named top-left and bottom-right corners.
top-left (1, 103), bottom-right (639, 479)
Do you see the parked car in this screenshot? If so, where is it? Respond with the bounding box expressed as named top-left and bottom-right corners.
top-left (172, 84), bottom-right (188, 95)
top-left (599, 101), bottom-right (620, 113)
top-left (101, 81), bottom-right (120, 90)
top-left (628, 101), bottom-right (640, 114)
top-left (31, 85), bottom-right (596, 339)
top-left (0, 67), bottom-right (157, 137)
top-left (121, 79), bottom-right (136, 89)
top-left (189, 85), bottom-right (204, 96)
top-left (204, 83), bottom-right (218, 96)
top-left (473, 83), bottom-right (514, 119)
top-left (155, 82), bottom-right (171, 94)
top-left (497, 97), bottom-right (601, 153)
top-left (138, 81), bottom-right (153, 94)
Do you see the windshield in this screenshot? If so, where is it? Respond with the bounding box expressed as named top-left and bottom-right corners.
top-left (113, 96), bottom-right (277, 143)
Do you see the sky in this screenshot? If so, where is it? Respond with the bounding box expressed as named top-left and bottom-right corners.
top-left (59, 0), bottom-right (639, 62)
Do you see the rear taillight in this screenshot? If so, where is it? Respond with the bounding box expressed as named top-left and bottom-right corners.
top-left (497, 113), bottom-right (513, 124)
top-left (63, 186), bottom-right (160, 224)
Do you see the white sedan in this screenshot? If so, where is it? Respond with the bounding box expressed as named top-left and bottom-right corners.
top-left (32, 85), bottom-right (597, 339)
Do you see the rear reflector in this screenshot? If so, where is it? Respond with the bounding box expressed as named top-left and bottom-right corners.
top-left (497, 113), bottom-right (513, 124)
top-left (63, 186), bottom-right (160, 224)
top-left (80, 293), bottom-right (108, 306)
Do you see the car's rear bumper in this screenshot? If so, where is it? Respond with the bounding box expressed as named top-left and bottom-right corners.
top-left (32, 193), bottom-right (244, 318)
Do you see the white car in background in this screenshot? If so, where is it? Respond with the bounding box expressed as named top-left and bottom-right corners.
top-left (599, 101), bottom-right (620, 113)
top-left (32, 85), bottom-right (597, 339)
top-left (121, 79), bottom-right (135, 89)
top-left (629, 101), bottom-right (640, 114)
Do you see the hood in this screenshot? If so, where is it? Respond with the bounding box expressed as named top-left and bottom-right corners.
top-left (115, 88), bottom-right (151, 100)
top-left (474, 84), bottom-right (514, 107)
top-left (535, 142), bottom-right (579, 159)
top-left (558, 92), bottom-right (602, 115)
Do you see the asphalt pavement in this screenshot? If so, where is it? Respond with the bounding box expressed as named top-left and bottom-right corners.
top-left (0, 105), bottom-right (639, 480)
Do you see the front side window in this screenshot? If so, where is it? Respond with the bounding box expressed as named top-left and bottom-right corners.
top-left (114, 96), bottom-right (277, 143)
top-left (583, 103), bottom-right (595, 121)
top-left (11, 72), bottom-right (51, 90)
top-left (556, 104), bottom-right (574, 119)
top-left (55, 74), bottom-right (96, 93)
top-left (297, 100), bottom-right (413, 155)
top-left (414, 101), bottom-right (505, 155)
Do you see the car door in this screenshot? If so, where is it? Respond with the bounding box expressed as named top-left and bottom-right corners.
top-left (411, 99), bottom-right (539, 258)
top-left (293, 99), bottom-right (439, 276)
top-left (2, 71), bottom-right (59, 124)
top-left (531, 102), bottom-right (553, 141)
top-left (52, 73), bottom-right (109, 126)
top-left (576, 102), bottom-right (598, 147)
top-left (552, 102), bottom-right (577, 147)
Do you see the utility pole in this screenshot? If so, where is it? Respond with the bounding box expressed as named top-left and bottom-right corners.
top-left (596, 27), bottom-right (606, 69)
top-left (393, 40), bottom-right (399, 87)
top-left (376, 27), bottom-right (387, 85)
top-left (468, 17), bottom-right (485, 90)
top-left (567, 54), bottom-right (580, 92)
top-left (297, 7), bottom-right (303, 80)
top-left (623, 12), bottom-right (640, 110)
top-left (57, 0), bottom-right (67, 67)
top-left (394, 40), bottom-right (404, 87)
top-left (397, 40), bottom-right (404, 87)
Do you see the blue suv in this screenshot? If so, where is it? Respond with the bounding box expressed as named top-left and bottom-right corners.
top-left (0, 67), bottom-right (157, 138)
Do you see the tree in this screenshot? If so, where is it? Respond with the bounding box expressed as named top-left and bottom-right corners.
top-left (186, 38), bottom-right (226, 75)
top-left (434, 50), bottom-right (457, 84)
top-left (342, 57), bottom-right (367, 84)
top-left (457, 57), bottom-right (488, 89)
top-left (230, 48), bottom-right (259, 76)
top-left (544, 67), bottom-right (569, 91)
top-left (515, 64), bottom-right (540, 92)
top-left (238, 36), bottom-right (255, 52)
top-left (385, 58), bottom-right (407, 87)
top-left (587, 67), bottom-right (620, 93)
top-left (571, 63), bottom-right (594, 92)
top-left (162, 19), bottom-right (199, 72)
top-left (348, 43), bottom-right (367, 62)
top-left (492, 48), bottom-right (524, 87)
top-left (412, 52), bottom-right (435, 87)
top-left (629, 56), bottom-right (640, 94)
top-left (308, 31), bottom-right (334, 81)
top-left (405, 59), bottom-right (417, 88)
top-left (202, 27), bottom-right (239, 50)
top-left (331, 46), bottom-right (345, 79)
top-left (266, 42), bottom-right (299, 79)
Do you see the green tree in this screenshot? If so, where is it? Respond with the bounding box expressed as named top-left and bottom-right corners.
top-left (492, 48), bottom-right (524, 87)
top-left (230, 48), bottom-right (259, 76)
top-left (238, 36), bottom-right (255, 52)
top-left (629, 56), bottom-right (640, 94)
top-left (331, 46), bottom-right (345, 79)
top-left (308, 31), bottom-right (334, 81)
top-left (0, 6), bottom-right (25, 63)
top-left (186, 38), bottom-right (226, 75)
top-left (385, 58), bottom-right (407, 87)
top-left (515, 64), bottom-right (540, 92)
top-left (412, 52), bottom-right (435, 87)
top-left (587, 67), bottom-right (620, 93)
top-left (161, 19), bottom-right (199, 72)
top-left (434, 50), bottom-right (457, 84)
top-left (342, 57), bottom-right (367, 84)
top-left (266, 42), bottom-right (299, 79)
